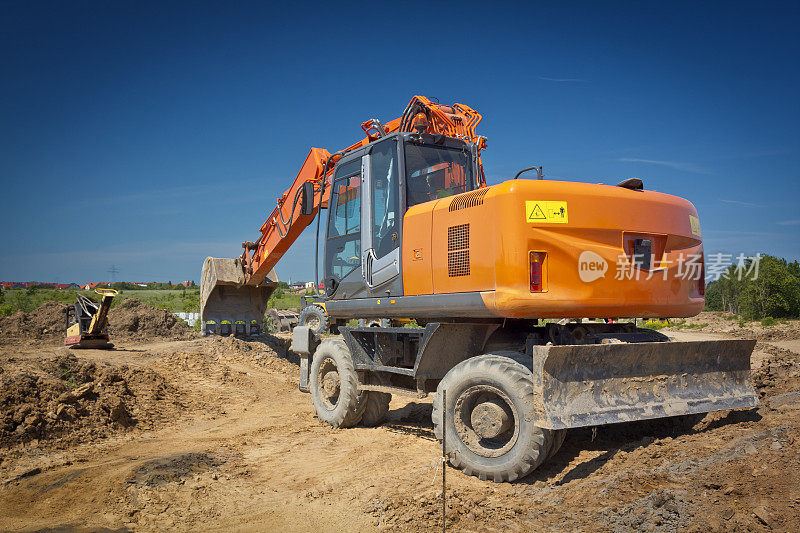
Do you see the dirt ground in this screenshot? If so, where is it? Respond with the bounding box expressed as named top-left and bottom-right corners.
top-left (1, 306), bottom-right (798, 532)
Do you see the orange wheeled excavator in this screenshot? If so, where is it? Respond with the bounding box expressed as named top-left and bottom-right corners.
top-left (201, 96), bottom-right (757, 482)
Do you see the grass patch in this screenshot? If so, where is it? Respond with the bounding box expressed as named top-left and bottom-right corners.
top-left (268, 293), bottom-right (304, 310)
top-left (640, 319), bottom-right (672, 330)
top-left (0, 288), bottom-right (201, 316)
top-left (760, 316), bottom-right (778, 327)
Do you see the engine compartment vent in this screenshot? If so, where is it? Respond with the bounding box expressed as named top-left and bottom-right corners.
top-left (449, 188), bottom-right (488, 212)
top-left (447, 224), bottom-right (470, 277)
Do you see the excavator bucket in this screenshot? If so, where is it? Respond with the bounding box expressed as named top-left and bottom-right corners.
top-left (200, 257), bottom-right (278, 336)
top-left (530, 339), bottom-right (758, 429)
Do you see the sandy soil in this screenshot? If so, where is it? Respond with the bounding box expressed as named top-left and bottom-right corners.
top-left (0, 311), bottom-right (798, 532)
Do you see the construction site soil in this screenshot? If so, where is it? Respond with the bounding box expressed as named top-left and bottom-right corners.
top-left (0, 306), bottom-right (798, 532)
top-left (0, 299), bottom-right (198, 343)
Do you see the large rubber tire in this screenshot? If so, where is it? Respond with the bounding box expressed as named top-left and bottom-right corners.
top-left (548, 429), bottom-right (567, 460)
top-left (298, 305), bottom-right (330, 335)
top-left (433, 354), bottom-right (554, 482)
top-left (483, 352), bottom-right (566, 461)
top-left (358, 374), bottom-right (391, 427)
top-left (309, 339), bottom-right (365, 428)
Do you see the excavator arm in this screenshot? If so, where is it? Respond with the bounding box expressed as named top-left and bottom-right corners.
top-left (200, 96), bottom-right (486, 334)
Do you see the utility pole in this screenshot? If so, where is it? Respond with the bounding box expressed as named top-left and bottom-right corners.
top-left (108, 265), bottom-right (120, 284)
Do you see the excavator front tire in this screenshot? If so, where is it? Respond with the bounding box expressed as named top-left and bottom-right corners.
top-left (298, 305), bottom-right (330, 335)
top-left (309, 339), bottom-right (365, 427)
top-left (433, 354), bottom-right (555, 482)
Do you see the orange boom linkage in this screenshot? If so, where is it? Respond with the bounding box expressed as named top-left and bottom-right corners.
top-left (240, 96), bottom-right (487, 287)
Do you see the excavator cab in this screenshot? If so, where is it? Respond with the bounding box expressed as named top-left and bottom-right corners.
top-left (323, 132), bottom-right (479, 301)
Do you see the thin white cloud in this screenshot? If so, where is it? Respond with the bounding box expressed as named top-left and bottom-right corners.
top-left (537, 76), bottom-right (586, 83)
top-left (618, 158), bottom-right (714, 175)
top-left (777, 220), bottom-right (800, 226)
top-left (719, 199), bottom-right (766, 208)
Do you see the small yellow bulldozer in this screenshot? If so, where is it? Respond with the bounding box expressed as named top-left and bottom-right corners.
top-left (65, 288), bottom-right (117, 349)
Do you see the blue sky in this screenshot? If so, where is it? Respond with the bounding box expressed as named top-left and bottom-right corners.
top-left (1, 1), bottom-right (798, 283)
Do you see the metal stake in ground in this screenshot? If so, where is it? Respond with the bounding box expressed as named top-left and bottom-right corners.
top-left (442, 389), bottom-right (446, 533)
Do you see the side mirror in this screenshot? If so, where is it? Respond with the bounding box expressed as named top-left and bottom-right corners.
top-left (301, 182), bottom-right (315, 216)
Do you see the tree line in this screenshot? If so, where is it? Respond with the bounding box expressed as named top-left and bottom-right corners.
top-left (704, 254), bottom-right (800, 319)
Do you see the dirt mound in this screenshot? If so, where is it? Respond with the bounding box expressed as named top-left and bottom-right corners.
top-left (108, 299), bottom-right (197, 340)
top-left (200, 334), bottom-right (298, 376)
top-left (0, 301), bottom-right (66, 341)
top-left (0, 353), bottom-right (179, 449)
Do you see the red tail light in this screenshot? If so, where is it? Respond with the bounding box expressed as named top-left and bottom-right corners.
top-left (530, 251), bottom-right (544, 292)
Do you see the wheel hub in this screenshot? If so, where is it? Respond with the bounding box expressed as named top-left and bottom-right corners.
top-left (471, 399), bottom-right (512, 439)
top-left (322, 370), bottom-right (340, 397)
top-left (453, 385), bottom-right (519, 458)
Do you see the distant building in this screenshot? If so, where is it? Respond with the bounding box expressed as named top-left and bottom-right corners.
top-left (304, 281), bottom-right (315, 289)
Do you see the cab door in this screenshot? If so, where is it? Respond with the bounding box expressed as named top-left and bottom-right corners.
top-left (324, 157), bottom-right (366, 299)
top-left (361, 137), bottom-right (402, 294)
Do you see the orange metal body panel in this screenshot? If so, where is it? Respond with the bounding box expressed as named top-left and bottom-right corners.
top-left (403, 179), bottom-right (704, 319)
top-left (401, 203), bottom-right (434, 295)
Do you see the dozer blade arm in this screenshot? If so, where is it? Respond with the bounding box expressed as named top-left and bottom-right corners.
top-left (530, 339), bottom-right (758, 430)
top-left (87, 288), bottom-right (117, 335)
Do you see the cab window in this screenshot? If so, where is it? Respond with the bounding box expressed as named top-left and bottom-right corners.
top-left (370, 139), bottom-right (399, 257)
top-left (326, 159), bottom-right (362, 280)
top-left (405, 144), bottom-right (472, 208)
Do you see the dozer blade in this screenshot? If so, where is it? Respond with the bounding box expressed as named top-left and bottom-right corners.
top-left (66, 334), bottom-right (113, 349)
top-left (530, 339), bottom-right (758, 430)
top-left (200, 257), bottom-right (278, 336)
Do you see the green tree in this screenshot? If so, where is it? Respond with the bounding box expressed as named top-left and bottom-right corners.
top-left (706, 254), bottom-right (800, 319)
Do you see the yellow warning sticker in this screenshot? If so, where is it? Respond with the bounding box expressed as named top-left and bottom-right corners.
top-left (525, 201), bottom-right (568, 224)
top-left (689, 215), bottom-right (701, 237)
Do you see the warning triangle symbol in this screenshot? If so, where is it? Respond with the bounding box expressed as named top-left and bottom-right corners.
top-left (529, 204), bottom-right (546, 220)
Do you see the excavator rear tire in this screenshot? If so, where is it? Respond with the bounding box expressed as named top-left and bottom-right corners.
top-left (360, 390), bottom-right (391, 427)
top-left (548, 429), bottom-right (567, 460)
top-left (298, 305), bottom-right (330, 335)
top-left (433, 354), bottom-right (555, 482)
top-left (309, 339), bottom-right (365, 428)
top-left (478, 352), bottom-right (566, 460)
top-left (358, 373), bottom-right (391, 427)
